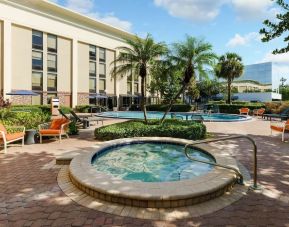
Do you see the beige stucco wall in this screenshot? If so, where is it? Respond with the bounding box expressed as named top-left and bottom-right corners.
top-left (105, 49), bottom-right (115, 95)
top-left (77, 42), bottom-right (89, 93)
top-left (0, 20), bottom-right (2, 93)
top-left (57, 37), bottom-right (72, 92)
top-left (11, 24), bottom-right (31, 90)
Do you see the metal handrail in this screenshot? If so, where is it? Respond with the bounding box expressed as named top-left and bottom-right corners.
top-left (184, 135), bottom-right (260, 190)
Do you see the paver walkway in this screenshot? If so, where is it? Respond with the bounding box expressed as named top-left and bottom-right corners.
top-left (1, 118), bottom-right (289, 226)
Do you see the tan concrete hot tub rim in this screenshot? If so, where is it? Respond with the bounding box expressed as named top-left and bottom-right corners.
top-left (69, 137), bottom-right (239, 208)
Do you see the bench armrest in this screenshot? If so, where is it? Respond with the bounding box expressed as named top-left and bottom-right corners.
top-left (61, 121), bottom-right (71, 133)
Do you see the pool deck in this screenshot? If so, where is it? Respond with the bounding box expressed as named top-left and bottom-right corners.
top-left (1, 117), bottom-right (289, 226)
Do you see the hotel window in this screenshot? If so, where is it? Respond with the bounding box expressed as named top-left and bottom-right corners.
top-left (127, 74), bottom-right (132, 94)
top-left (32, 51), bottom-right (43, 70)
top-left (32, 71), bottom-right (43, 91)
top-left (90, 62), bottom-right (96, 77)
top-left (134, 83), bottom-right (139, 95)
top-left (47, 54), bottom-right (57, 72)
top-left (47, 74), bottom-right (57, 91)
top-left (99, 48), bottom-right (106, 62)
top-left (32, 94), bottom-right (42, 105)
top-left (99, 63), bottom-right (106, 77)
top-left (89, 78), bottom-right (97, 93)
top-left (89, 45), bottom-right (96, 61)
top-left (99, 79), bottom-right (106, 93)
top-left (32, 30), bottom-right (43, 50)
top-left (47, 34), bottom-right (57, 53)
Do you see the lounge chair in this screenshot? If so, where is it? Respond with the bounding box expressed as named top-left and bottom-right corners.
top-left (253, 108), bottom-right (265, 117)
top-left (0, 123), bottom-right (25, 153)
top-left (70, 110), bottom-right (104, 126)
top-left (239, 108), bottom-right (250, 115)
top-left (38, 118), bottom-right (70, 143)
top-left (270, 120), bottom-right (289, 142)
top-left (263, 107), bottom-right (289, 121)
top-left (58, 109), bottom-right (70, 120)
top-left (69, 110), bottom-right (91, 128)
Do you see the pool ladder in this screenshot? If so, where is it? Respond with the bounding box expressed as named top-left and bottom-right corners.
top-left (184, 135), bottom-right (261, 190)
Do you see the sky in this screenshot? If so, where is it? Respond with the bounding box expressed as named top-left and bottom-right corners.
top-left (49, 0), bottom-right (289, 83)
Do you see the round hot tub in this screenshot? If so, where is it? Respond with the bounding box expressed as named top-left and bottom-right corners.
top-left (69, 137), bottom-right (240, 208)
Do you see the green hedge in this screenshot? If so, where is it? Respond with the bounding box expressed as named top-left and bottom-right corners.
top-left (11, 105), bottom-right (72, 114)
top-left (75, 105), bottom-right (107, 113)
top-left (145, 104), bottom-right (192, 112)
top-left (0, 109), bottom-right (50, 130)
top-left (218, 104), bottom-right (265, 114)
top-left (94, 119), bottom-right (206, 141)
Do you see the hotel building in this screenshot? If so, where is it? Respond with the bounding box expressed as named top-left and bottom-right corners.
top-left (0, 0), bottom-right (144, 108)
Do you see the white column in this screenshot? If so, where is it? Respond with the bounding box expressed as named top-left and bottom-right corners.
top-left (72, 39), bottom-right (78, 107)
top-left (3, 20), bottom-right (12, 100)
top-left (115, 50), bottom-right (120, 109)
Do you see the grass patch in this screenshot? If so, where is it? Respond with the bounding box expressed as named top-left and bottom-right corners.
top-left (94, 119), bottom-right (206, 141)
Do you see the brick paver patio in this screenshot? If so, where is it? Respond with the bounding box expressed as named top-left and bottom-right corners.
top-left (1, 118), bottom-right (289, 226)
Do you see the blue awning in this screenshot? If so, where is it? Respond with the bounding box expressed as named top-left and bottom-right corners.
top-left (6, 90), bottom-right (40, 96)
top-left (89, 94), bottom-right (108, 99)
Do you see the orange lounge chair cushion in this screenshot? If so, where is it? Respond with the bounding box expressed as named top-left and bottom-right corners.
top-left (0, 132), bottom-right (24, 143)
top-left (271, 125), bottom-right (284, 132)
top-left (39, 129), bottom-right (61, 135)
top-left (50, 119), bottom-right (69, 130)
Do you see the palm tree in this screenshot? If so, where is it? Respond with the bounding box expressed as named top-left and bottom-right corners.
top-left (215, 53), bottom-right (244, 104)
top-left (160, 35), bottom-right (217, 123)
top-left (112, 34), bottom-right (167, 123)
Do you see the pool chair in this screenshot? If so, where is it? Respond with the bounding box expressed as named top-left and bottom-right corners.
top-left (253, 108), bottom-right (265, 117)
top-left (270, 120), bottom-right (289, 142)
top-left (38, 118), bottom-right (70, 143)
top-left (263, 107), bottom-right (289, 121)
top-left (70, 110), bottom-right (104, 127)
top-left (0, 123), bottom-right (25, 153)
top-left (239, 108), bottom-right (250, 115)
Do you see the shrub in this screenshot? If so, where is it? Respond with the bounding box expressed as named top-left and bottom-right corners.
top-left (218, 104), bottom-right (265, 114)
top-left (11, 105), bottom-right (72, 115)
top-left (145, 104), bottom-right (192, 112)
top-left (265, 101), bottom-right (289, 114)
top-left (68, 121), bottom-right (79, 135)
top-left (0, 109), bottom-right (50, 129)
top-left (94, 119), bottom-right (206, 141)
top-left (75, 105), bottom-right (92, 113)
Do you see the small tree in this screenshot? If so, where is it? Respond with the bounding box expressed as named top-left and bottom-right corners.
top-left (215, 53), bottom-right (244, 104)
top-left (160, 36), bottom-right (217, 123)
top-left (112, 34), bottom-right (167, 123)
top-left (260, 0), bottom-right (289, 54)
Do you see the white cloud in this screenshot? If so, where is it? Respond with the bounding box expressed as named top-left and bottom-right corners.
top-left (53, 0), bottom-right (132, 31)
top-left (154, 0), bottom-right (228, 22)
top-left (226, 32), bottom-right (261, 48)
top-left (263, 52), bottom-right (289, 64)
top-left (153, 0), bottom-right (279, 22)
top-left (232, 0), bottom-right (278, 20)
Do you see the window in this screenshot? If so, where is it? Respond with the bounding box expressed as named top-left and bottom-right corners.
top-left (48, 74), bottom-right (57, 91)
top-left (89, 45), bottom-right (96, 60)
top-left (89, 62), bottom-right (96, 76)
top-left (99, 48), bottom-right (106, 62)
top-left (32, 71), bottom-right (43, 91)
top-left (134, 83), bottom-right (139, 94)
top-left (32, 30), bottom-right (43, 50)
top-left (134, 74), bottom-right (139, 81)
top-left (32, 51), bottom-right (43, 70)
top-left (99, 79), bottom-right (106, 92)
top-left (99, 63), bottom-right (106, 77)
top-left (127, 82), bottom-right (132, 94)
top-left (47, 34), bottom-right (57, 53)
top-left (32, 94), bottom-right (42, 105)
top-left (89, 78), bottom-right (96, 93)
top-left (48, 54), bottom-right (57, 72)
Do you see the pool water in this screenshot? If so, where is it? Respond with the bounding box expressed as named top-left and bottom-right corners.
top-left (91, 142), bottom-right (215, 182)
top-left (97, 111), bottom-right (250, 122)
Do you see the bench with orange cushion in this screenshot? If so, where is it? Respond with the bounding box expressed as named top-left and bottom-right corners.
top-left (0, 123), bottom-right (25, 153)
top-left (239, 108), bottom-right (250, 115)
top-left (39, 118), bottom-right (70, 143)
top-left (253, 108), bottom-right (265, 117)
top-left (270, 120), bottom-right (289, 142)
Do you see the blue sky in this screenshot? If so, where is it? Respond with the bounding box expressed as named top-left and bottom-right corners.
top-left (50, 0), bottom-right (289, 81)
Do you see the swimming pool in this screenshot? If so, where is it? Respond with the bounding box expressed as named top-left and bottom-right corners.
top-left (92, 142), bottom-right (215, 182)
top-left (97, 111), bottom-right (251, 122)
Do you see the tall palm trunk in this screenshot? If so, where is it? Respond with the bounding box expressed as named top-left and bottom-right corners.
top-left (227, 78), bottom-right (232, 104)
top-left (141, 76), bottom-right (148, 123)
top-left (160, 83), bottom-right (187, 124)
